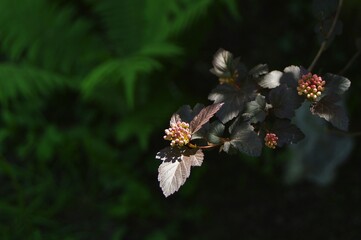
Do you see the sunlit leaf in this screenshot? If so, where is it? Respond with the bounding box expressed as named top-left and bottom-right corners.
top-left (248, 64), bottom-right (268, 79)
top-left (209, 48), bottom-right (235, 78)
top-left (158, 157), bottom-right (191, 197)
top-left (157, 147), bottom-right (203, 197)
top-left (256, 70), bottom-right (282, 89)
top-left (190, 103), bottom-right (224, 133)
top-left (184, 149), bottom-right (204, 166)
top-left (282, 65), bottom-right (308, 88)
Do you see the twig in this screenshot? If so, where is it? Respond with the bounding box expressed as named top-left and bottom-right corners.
top-left (308, 0), bottom-right (343, 72)
top-left (328, 129), bottom-right (361, 137)
top-left (338, 50), bottom-right (361, 75)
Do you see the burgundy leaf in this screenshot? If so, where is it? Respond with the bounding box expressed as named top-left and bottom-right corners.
top-left (170, 113), bottom-right (182, 125)
top-left (190, 103), bottom-right (224, 134)
top-left (157, 148), bottom-right (204, 197)
top-left (257, 70), bottom-right (282, 89)
top-left (273, 119), bottom-right (305, 146)
top-left (224, 122), bottom-right (262, 156)
top-left (183, 149), bottom-right (204, 166)
top-left (269, 84), bottom-right (303, 119)
top-left (158, 157), bottom-right (192, 197)
top-left (156, 147), bottom-right (183, 162)
top-left (311, 94), bottom-right (349, 131)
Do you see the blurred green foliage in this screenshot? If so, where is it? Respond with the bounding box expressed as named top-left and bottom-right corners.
top-left (0, 0), bottom-right (360, 239)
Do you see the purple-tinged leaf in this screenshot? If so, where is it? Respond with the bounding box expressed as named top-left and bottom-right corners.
top-left (210, 48), bottom-right (235, 78)
top-left (310, 94), bottom-right (349, 131)
top-left (173, 104), bottom-right (204, 123)
top-left (158, 157), bottom-right (191, 197)
top-left (269, 84), bottom-right (303, 119)
top-left (183, 149), bottom-right (204, 166)
top-left (170, 113), bottom-right (182, 125)
top-left (242, 94), bottom-right (268, 123)
top-left (208, 84), bottom-right (244, 123)
top-left (157, 147), bottom-right (204, 197)
top-left (208, 83), bottom-right (257, 123)
top-left (323, 73), bottom-right (351, 95)
top-left (190, 103), bottom-right (224, 134)
top-left (282, 65), bottom-right (308, 88)
top-left (192, 121), bottom-right (225, 145)
top-left (224, 122), bottom-right (262, 156)
top-left (156, 147), bottom-right (183, 162)
top-left (248, 64), bottom-right (268, 78)
top-left (273, 119), bottom-right (305, 146)
top-left (257, 70), bottom-right (282, 89)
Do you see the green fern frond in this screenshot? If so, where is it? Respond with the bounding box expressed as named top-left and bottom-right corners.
top-left (219, 0), bottom-right (241, 21)
top-left (143, 0), bottom-right (214, 41)
top-left (0, 64), bottom-right (71, 105)
top-left (161, 0), bottom-right (214, 38)
top-left (82, 56), bottom-right (162, 108)
top-left (85, 0), bottom-right (145, 56)
top-left (138, 42), bottom-right (183, 58)
top-left (0, 0), bottom-right (107, 74)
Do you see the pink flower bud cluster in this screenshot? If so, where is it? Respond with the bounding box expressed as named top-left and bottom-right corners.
top-left (164, 121), bottom-right (192, 147)
top-left (297, 73), bottom-right (325, 101)
top-left (264, 133), bottom-right (278, 149)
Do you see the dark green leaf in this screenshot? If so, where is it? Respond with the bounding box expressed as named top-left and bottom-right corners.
top-left (273, 119), bottom-right (305, 146)
top-left (311, 94), bottom-right (349, 131)
top-left (190, 103), bottom-right (224, 133)
top-left (269, 84), bottom-right (303, 119)
top-left (225, 123), bottom-right (262, 156)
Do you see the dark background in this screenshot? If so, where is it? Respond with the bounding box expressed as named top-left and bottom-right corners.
top-left (0, 0), bottom-right (360, 239)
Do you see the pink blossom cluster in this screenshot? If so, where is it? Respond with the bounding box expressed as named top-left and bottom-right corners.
top-left (163, 121), bottom-right (192, 147)
top-left (264, 133), bottom-right (278, 149)
top-left (297, 73), bottom-right (325, 101)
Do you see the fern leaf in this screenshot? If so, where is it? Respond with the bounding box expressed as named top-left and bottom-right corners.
top-left (0, 64), bottom-right (71, 104)
top-left (138, 42), bottom-right (183, 58)
top-left (0, 0), bottom-right (106, 74)
top-left (85, 0), bottom-right (146, 55)
top-left (81, 56), bottom-right (162, 108)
